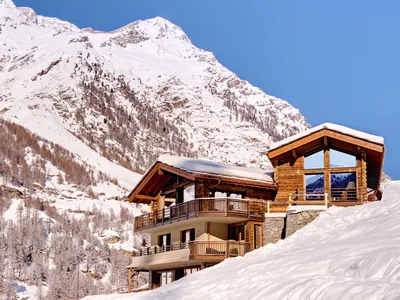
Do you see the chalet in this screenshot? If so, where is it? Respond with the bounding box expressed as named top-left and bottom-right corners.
top-left (126, 123), bottom-right (385, 291)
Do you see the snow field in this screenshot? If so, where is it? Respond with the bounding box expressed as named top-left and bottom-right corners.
top-left (85, 181), bottom-right (400, 300)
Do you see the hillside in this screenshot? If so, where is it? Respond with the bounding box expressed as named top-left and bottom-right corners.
top-left (85, 181), bottom-right (400, 300)
top-left (0, 0), bottom-right (309, 183)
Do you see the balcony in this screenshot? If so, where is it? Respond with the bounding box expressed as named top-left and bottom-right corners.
top-left (131, 240), bottom-right (250, 270)
top-left (289, 188), bottom-right (367, 206)
top-left (134, 198), bottom-right (266, 231)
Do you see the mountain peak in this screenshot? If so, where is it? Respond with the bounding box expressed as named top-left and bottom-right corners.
top-left (112, 16), bottom-right (190, 43)
top-left (17, 5), bottom-right (79, 33)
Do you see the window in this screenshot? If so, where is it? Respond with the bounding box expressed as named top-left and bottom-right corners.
top-left (158, 233), bottom-right (171, 248)
top-left (161, 271), bottom-right (173, 286)
top-left (304, 150), bottom-right (324, 169)
top-left (181, 228), bottom-right (195, 243)
top-left (215, 191), bottom-right (228, 198)
top-left (330, 149), bottom-right (356, 168)
top-left (228, 225), bottom-right (245, 241)
top-left (184, 184), bottom-right (195, 202)
top-left (305, 174), bottom-right (324, 200)
top-left (330, 172), bottom-right (357, 201)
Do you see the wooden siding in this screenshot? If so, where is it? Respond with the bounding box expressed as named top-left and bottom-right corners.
top-left (274, 156), bottom-right (304, 201)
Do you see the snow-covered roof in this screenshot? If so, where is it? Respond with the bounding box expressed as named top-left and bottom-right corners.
top-left (158, 155), bottom-right (274, 184)
top-left (269, 123), bottom-right (384, 152)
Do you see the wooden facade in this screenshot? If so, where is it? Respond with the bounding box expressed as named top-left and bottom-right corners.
top-left (268, 128), bottom-right (385, 205)
top-left (127, 158), bottom-right (277, 291)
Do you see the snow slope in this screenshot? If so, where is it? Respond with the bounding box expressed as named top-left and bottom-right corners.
top-left (86, 181), bottom-right (400, 300)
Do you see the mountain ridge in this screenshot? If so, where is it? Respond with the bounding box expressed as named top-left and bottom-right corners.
top-left (0, 0), bottom-right (309, 193)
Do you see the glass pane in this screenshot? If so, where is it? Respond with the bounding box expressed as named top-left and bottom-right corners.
top-left (330, 172), bottom-right (357, 201)
top-left (305, 174), bottom-right (324, 200)
top-left (304, 151), bottom-right (324, 169)
top-left (330, 150), bottom-right (356, 168)
top-left (184, 184), bottom-right (195, 202)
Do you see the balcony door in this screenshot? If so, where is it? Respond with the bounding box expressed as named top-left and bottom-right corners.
top-left (181, 228), bottom-right (195, 243)
top-left (158, 233), bottom-right (171, 251)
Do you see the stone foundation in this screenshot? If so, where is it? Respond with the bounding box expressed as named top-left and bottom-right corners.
top-left (263, 210), bottom-right (322, 245)
top-left (285, 210), bottom-right (321, 238)
top-left (263, 217), bottom-right (285, 245)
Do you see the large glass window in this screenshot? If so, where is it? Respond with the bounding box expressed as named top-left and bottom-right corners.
top-left (304, 150), bottom-right (324, 169)
top-left (305, 174), bottom-right (324, 200)
top-left (330, 172), bottom-right (357, 201)
top-left (330, 150), bottom-right (356, 168)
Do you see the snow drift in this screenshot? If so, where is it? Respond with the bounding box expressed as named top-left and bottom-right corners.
top-left (85, 181), bottom-right (400, 300)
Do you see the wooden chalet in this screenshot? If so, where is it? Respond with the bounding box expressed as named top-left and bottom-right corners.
top-left (268, 123), bottom-right (385, 206)
top-left (126, 123), bottom-right (385, 291)
top-left (126, 155), bottom-right (276, 290)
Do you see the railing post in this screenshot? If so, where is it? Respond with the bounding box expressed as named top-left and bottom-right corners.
top-left (267, 200), bottom-right (270, 214)
top-left (247, 201), bottom-right (250, 218)
top-left (162, 208), bottom-right (165, 225)
top-left (324, 192), bottom-right (328, 208)
top-left (178, 204), bottom-right (180, 221)
top-left (225, 198), bottom-right (229, 217)
top-left (226, 241), bottom-right (230, 258)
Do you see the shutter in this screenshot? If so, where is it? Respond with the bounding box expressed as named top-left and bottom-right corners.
top-left (176, 188), bottom-right (184, 204)
top-left (158, 235), bottom-right (162, 247)
top-left (167, 233), bottom-right (171, 246)
top-left (190, 228), bottom-right (195, 241)
top-left (181, 231), bottom-right (185, 243)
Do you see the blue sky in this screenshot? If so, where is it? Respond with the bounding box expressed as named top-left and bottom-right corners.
top-left (14, 0), bottom-right (399, 179)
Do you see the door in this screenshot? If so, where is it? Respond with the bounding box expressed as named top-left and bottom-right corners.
top-left (254, 224), bottom-right (262, 249)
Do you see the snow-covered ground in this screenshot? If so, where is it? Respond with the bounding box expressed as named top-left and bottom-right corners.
top-left (85, 181), bottom-right (400, 300)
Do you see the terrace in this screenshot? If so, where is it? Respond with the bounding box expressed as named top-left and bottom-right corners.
top-left (134, 197), bottom-right (267, 231)
top-left (131, 240), bottom-right (250, 270)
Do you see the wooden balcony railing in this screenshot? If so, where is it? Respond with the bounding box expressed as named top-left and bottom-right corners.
top-left (132, 240), bottom-right (250, 260)
top-left (134, 198), bottom-right (265, 231)
top-left (289, 188), bottom-right (366, 206)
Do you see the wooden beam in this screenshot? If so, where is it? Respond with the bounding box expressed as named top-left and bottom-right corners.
top-left (268, 129), bottom-right (384, 159)
top-left (159, 163), bottom-right (196, 181)
top-left (304, 167), bottom-right (359, 174)
top-left (136, 194), bottom-right (158, 201)
top-left (324, 136), bottom-right (329, 148)
top-left (158, 168), bottom-right (164, 175)
top-left (291, 150), bottom-right (297, 160)
top-left (162, 181), bottom-right (191, 195)
top-left (127, 163), bottom-right (161, 202)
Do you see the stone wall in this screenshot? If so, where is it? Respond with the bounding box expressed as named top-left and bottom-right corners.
top-left (263, 217), bottom-right (285, 245)
top-left (285, 210), bottom-right (321, 238)
top-left (263, 210), bottom-right (322, 246)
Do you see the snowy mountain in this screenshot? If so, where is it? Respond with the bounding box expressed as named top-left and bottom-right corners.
top-left (0, 0), bottom-right (311, 298)
top-left (0, 0), bottom-right (309, 192)
top-left (85, 181), bottom-right (400, 300)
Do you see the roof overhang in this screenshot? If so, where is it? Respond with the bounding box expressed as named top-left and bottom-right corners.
top-left (127, 161), bottom-right (276, 204)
